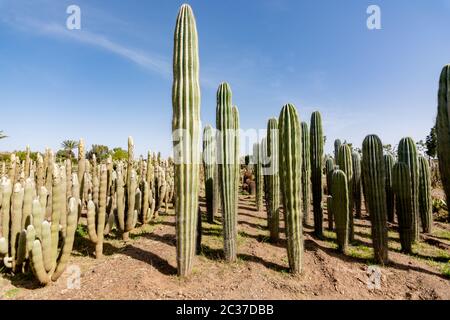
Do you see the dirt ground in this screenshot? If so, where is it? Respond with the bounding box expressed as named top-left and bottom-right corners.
top-left (0, 194), bottom-right (449, 300)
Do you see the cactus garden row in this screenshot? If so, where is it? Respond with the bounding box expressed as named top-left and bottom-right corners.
top-left (0, 4), bottom-right (449, 289)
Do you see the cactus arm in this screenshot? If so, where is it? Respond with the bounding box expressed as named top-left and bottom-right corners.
top-left (31, 239), bottom-right (51, 285)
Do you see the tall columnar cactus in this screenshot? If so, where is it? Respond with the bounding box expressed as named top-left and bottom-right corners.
top-left (279, 103), bottom-right (303, 274)
top-left (266, 118), bottom-right (280, 241)
top-left (325, 157), bottom-right (334, 196)
top-left (253, 143), bottom-right (263, 212)
top-left (337, 144), bottom-right (354, 242)
top-left (233, 106), bottom-right (240, 217)
top-left (352, 152), bottom-right (362, 219)
top-left (310, 111), bottom-right (324, 238)
top-left (300, 121), bottom-right (310, 224)
top-left (202, 125), bottom-right (218, 223)
top-left (334, 139), bottom-right (342, 161)
top-left (216, 83), bottom-right (237, 262)
top-left (392, 162), bottom-right (414, 253)
top-left (398, 137), bottom-right (419, 241)
top-left (172, 4), bottom-right (201, 276)
top-left (418, 155), bottom-right (433, 233)
top-left (436, 65), bottom-right (450, 223)
top-left (362, 135), bottom-right (389, 264)
top-left (78, 138), bottom-right (86, 204)
top-left (87, 164), bottom-right (107, 258)
top-left (331, 169), bottom-right (349, 253)
top-left (384, 154), bottom-right (395, 223)
top-left (29, 196), bottom-right (78, 285)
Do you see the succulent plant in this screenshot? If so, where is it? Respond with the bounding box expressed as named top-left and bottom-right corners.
top-left (392, 162), bottom-right (414, 253)
top-left (418, 155), bottom-right (433, 233)
top-left (310, 111), bottom-right (324, 238)
top-left (301, 121), bottom-right (310, 224)
top-left (398, 137), bottom-right (419, 242)
top-left (202, 125), bottom-right (218, 223)
top-left (436, 64), bottom-right (450, 223)
top-left (362, 135), bottom-right (389, 264)
top-left (337, 144), bottom-right (354, 242)
top-left (326, 195), bottom-right (333, 231)
top-left (325, 157), bottom-right (334, 196)
top-left (352, 152), bottom-right (362, 219)
top-left (216, 82), bottom-right (238, 263)
top-left (334, 139), bottom-right (342, 162)
top-left (331, 169), bottom-right (349, 253)
top-left (384, 154), bottom-right (395, 223)
top-left (279, 103), bottom-right (303, 274)
top-left (266, 118), bottom-right (280, 241)
top-left (253, 142), bottom-right (263, 212)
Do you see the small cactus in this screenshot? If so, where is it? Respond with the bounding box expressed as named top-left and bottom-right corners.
top-left (352, 152), bottom-right (362, 219)
top-left (202, 125), bottom-right (218, 223)
top-left (337, 144), bottom-right (354, 242)
top-left (301, 121), bottom-right (310, 224)
top-left (253, 143), bottom-right (263, 212)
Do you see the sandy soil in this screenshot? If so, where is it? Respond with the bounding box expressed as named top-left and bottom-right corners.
top-left (0, 195), bottom-right (449, 300)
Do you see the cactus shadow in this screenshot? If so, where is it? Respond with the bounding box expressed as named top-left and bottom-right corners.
top-left (141, 232), bottom-right (176, 247)
top-left (121, 245), bottom-right (177, 276)
top-left (238, 220), bottom-right (267, 230)
top-left (6, 270), bottom-right (42, 290)
top-left (238, 253), bottom-right (290, 273)
top-left (239, 204), bottom-right (258, 212)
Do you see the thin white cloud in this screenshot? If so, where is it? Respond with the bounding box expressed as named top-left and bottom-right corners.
top-left (3, 15), bottom-right (172, 78)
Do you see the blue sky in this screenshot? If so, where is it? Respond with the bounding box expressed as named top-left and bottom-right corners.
top-left (0, 0), bottom-right (449, 157)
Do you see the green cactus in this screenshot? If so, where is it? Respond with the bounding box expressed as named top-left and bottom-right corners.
top-left (418, 155), bottom-right (433, 233)
top-left (352, 152), bottom-right (362, 219)
top-left (384, 154), bottom-right (395, 223)
top-left (172, 4), bottom-right (201, 276)
top-left (279, 103), bottom-right (303, 274)
top-left (398, 137), bottom-right (419, 241)
top-left (253, 143), bottom-right (263, 212)
top-left (362, 135), bottom-right (389, 264)
top-left (436, 64), bottom-right (450, 223)
top-left (203, 125), bottom-right (218, 223)
top-left (233, 106), bottom-right (240, 221)
top-left (87, 164), bottom-right (107, 258)
top-left (77, 138), bottom-right (86, 204)
top-left (310, 111), bottom-right (324, 238)
top-left (266, 118), bottom-right (280, 241)
top-left (392, 162), bottom-right (414, 253)
top-left (301, 121), bottom-right (310, 224)
top-left (217, 82), bottom-right (238, 263)
top-left (334, 139), bottom-right (342, 162)
top-left (331, 169), bottom-right (349, 253)
top-left (325, 157), bottom-right (334, 196)
top-left (337, 144), bottom-right (354, 242)
top-left (30, 196), bottom-right (78, 285)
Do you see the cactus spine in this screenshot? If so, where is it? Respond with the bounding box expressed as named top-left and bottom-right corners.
top-left (331, 169), bottom-right (349, 253)
top-left (397, 137), bottom-right (419, 242)
top-left (216, 83), bottom-right (237, 262)
top-left (172, 4), bottom-right (201, 275)
top-left (362, 135), bottom-right (389, 264)
top-left (301, 121), bottom-right (310, 224)
top-left (418, 155), bottom-right (433, 233)
top-left (310, 111), bottom-right (324, 238)
top-left (279, 103), bottom-right (303, 274)
top-left (352, 152), bottom-right (362, 219)
top-left (392, 162), bottom-right (414, 253)
top-left (266, 118), bottom-right (280, 241)
top-left (337, 144), bottom-right (354, 242)
top-left (384, 154), bottom-right (395, 223)
top-left (202, 125), bottom-right (218, 223)
top-left (436, 64), bottom-right (450, 222)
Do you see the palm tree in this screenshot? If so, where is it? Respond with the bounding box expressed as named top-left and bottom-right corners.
top-left (0, 131), bottom-right (8, 139)
top-left (61, 140), bottom-right (78, 159)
